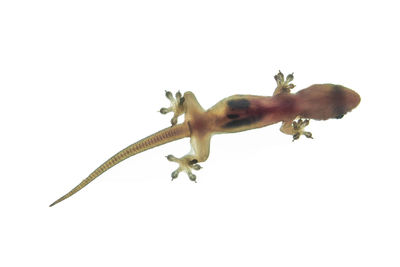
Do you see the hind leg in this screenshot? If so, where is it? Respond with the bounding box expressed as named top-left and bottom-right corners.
top-left (161, 91), bottom-right (211, 182)
top-left (159, 90), bottom-right (186, 125)
top-left (166, 134), bottom-right (211, 182)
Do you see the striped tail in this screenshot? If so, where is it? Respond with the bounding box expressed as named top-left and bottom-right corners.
top-left (49, 123), bottom-right (191, 207)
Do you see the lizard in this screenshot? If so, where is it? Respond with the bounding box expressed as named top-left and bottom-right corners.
top-left (49, 71), bottom-right (361, 207)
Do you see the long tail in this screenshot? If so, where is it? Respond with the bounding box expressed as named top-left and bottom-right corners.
top-left (49, 123), bottom-right (191, 207)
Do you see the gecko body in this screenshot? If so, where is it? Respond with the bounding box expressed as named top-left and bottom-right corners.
top-left (50, 72), bottom-right (360, 207)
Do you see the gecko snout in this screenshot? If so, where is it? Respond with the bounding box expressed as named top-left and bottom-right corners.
top-left (336, 86), bottom-right (361, 118)
top-left (296, 84), bottom-right (361, 120)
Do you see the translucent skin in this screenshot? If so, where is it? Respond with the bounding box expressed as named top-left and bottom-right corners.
top-left (50, 75), bottom-right (360, 207)
top-left (198, 84), bottom-right (360, 134)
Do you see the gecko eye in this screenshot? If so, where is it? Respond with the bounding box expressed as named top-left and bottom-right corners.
top-left (336, 114), bottom-right (344, 119)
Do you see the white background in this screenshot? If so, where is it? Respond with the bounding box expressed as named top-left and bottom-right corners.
top-left (1, 0), bottom-right (399, 266)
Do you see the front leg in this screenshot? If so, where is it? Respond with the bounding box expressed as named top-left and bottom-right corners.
top-left (272, 71), bottom-right (313, 141)
top-left (273, 70), bottom-right (295, 96)
top-left (280, 117), bottom-right (313, 141)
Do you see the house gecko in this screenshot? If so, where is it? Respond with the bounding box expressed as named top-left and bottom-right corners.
top-left (50, 71), bottom-right (360, 207)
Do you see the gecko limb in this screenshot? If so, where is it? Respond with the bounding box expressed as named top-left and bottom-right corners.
top-left (166, 134), bottom-right (211, 182)
top-left (166, 155), bottom-right (202, 182)
top-left (166, 92), bottom-right (211, 182)
top-left (160, 90), bottom-right (185, 125)
top-left (280, 118), bottom-right (313, 141)
top-left (292, 118), bottom-right (313, 141)
top-left (273, 70), bottom-right (295, 96)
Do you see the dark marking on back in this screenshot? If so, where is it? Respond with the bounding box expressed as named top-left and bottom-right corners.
top-left (222, 116), bottom-right (261, 129)
top-left (227, 99), bottom-right (250, 110)
top-left (227, 114), bottom-right (240, 119)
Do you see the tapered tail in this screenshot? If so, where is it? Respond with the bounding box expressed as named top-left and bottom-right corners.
top-left (50, 123), bottom-right (191, 207)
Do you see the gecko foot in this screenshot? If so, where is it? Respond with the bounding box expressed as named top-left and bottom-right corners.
top-left (274, 71), bottom-right (295, 95)
top-left (166, 155), bottom-right (202, 182)
top-left (159, 91), bottom-right (185, 125)
top-left (292, 118), bottom-right (313, 142)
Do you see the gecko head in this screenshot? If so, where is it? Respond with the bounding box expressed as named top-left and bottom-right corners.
top-left (331, 85), bottom-right (361, 119)
top-left (296, 84), bottom-right (361, 120)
